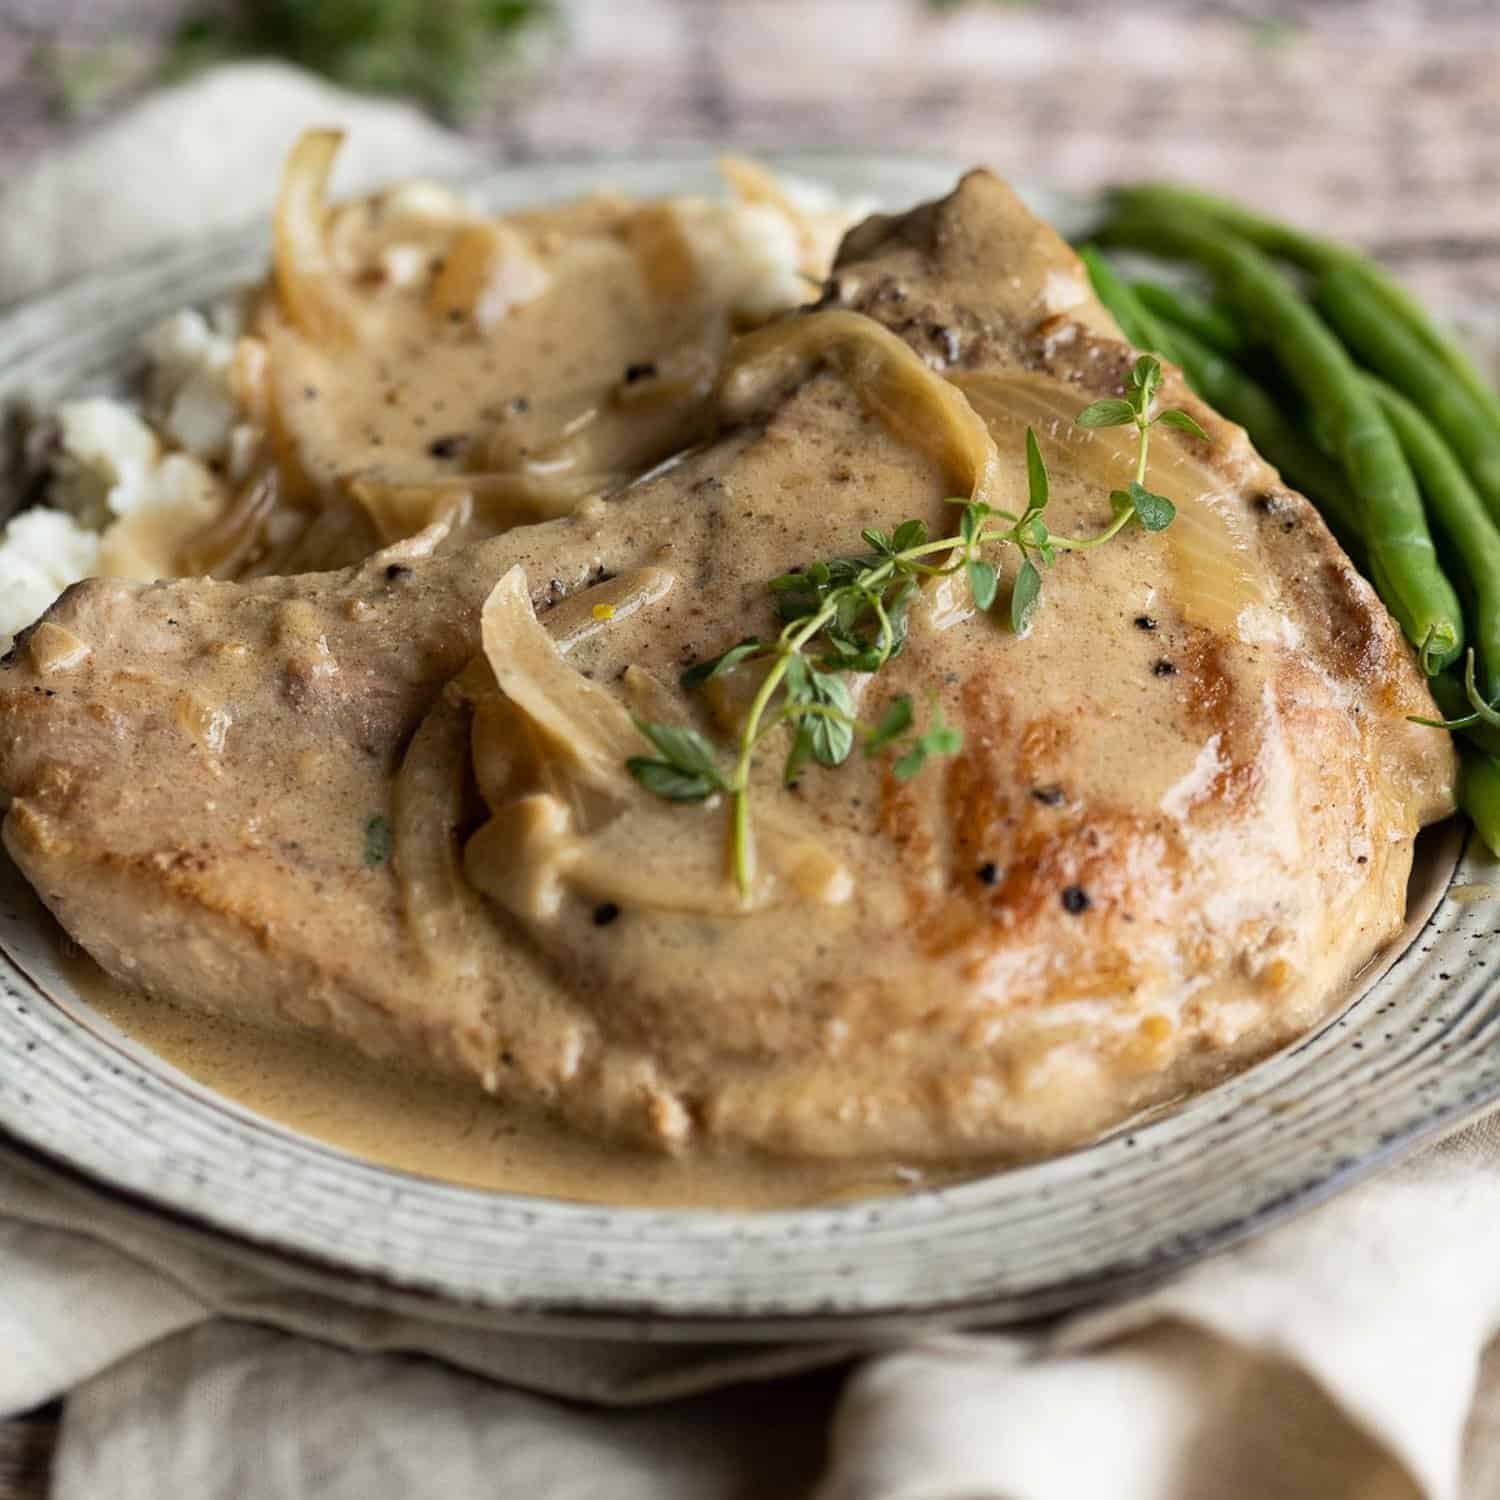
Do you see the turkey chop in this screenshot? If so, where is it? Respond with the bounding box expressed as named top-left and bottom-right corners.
top-left (0, 172), bottom-right (1455, 1164)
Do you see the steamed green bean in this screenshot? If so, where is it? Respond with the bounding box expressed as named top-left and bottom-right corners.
top-left (1099, 207), bottom-right (1464, 672)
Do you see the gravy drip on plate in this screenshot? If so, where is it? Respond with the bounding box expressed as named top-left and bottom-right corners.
top-left (67, 951), bottom-right (941, 1209)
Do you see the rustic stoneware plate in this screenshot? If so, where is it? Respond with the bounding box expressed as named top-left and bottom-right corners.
top-left (3, 155), bottom-right (1500, 1340)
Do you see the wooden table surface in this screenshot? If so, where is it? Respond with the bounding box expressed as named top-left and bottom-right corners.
top-left (1, 0), bottom-right (1497, 1494)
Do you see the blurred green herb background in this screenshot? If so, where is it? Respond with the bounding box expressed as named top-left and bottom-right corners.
top-left (30, 0), bottom-right (558, 123)
top-left (169, 0), bottom-right (556, 119)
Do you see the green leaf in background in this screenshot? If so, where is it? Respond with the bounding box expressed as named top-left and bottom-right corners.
top-left (168, 0), bottom-right (557, 120)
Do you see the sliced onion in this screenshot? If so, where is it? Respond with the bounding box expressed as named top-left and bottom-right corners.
top-left (427, 222), bottom-right (551, 329)
top-left (953, 370), bottom-right (1269, 632)
top-left (622, 203), bottom-right (703, 302)
top-left (176, 463), bottom-right (278, 576)
top-left (464, 566), bottom-right (851, 919)
top-left (717, 308), bottom-right (999, 512)
top-left (272, 129), bottom-right (355, 346)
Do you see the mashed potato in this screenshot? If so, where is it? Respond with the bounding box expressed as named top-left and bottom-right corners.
top-left (0, 168), bottom-right (860, 655)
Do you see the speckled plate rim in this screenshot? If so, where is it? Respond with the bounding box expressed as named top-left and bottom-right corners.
top-left (3, 153), bottom-right (1500, 1340)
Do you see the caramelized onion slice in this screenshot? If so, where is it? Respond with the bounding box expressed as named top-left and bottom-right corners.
top-left (427, 222), bottom-right (551, 329)
top-left (351, 472), bottom-right (617, 548)
top-left (464, 566), bottom-right (851, 920)
top-left (176, 463), bottom-right (279, 577)
top-left (479, 565), bottom-right (643, 799)
top-left (272, 129), bottom-right (356, 346)
top-left (952, 370), bottom-right (1270, 633)
top-left (717, 308), bottom-right (1000, 511)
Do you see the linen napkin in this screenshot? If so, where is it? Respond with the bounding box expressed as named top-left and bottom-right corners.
top-left (5, 62), bottom-right (1500, 1500)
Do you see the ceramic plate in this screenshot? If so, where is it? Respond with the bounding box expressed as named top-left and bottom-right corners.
top-left (2, 154), bottom-right (1499, 1340)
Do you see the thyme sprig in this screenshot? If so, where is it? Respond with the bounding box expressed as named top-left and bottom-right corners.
top-left (1074, 354), bottom-right (1206, 521)
top-left (1408, 647), bottom-right (1500, 731)
top-left (626, 357), bottom-right (1193, 898)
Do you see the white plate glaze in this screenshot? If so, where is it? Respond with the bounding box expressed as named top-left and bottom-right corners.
top-left (2, 154), bottom-right (1498, 1339)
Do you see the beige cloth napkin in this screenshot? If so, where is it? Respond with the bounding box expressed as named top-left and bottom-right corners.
top-left (9, 1124), bottom-right (1500, 1500)
top-left (5, 62), bottom-right (1500, 1500)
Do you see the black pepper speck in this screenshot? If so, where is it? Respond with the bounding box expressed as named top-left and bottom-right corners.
top-left (1061, 885), bottom-right (1091, 914)
top-left (977, 862), bottom-right (999, 886)
top-left (593, 902), bottom-right (621, 927)
top-left (1134, 615), bottom-right (1157, 631)
top-left (1152, 659), bottom-right (1178, 677)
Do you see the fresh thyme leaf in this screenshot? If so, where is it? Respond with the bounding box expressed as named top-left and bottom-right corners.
top-left (627, 759), bottom-right (720, 802)
top-left (1157, 408), bottom-right (1210, 441)
top-left (1075, 398), bottom-right (1135, 429)
top-left (631, 720), bottom-right (726, 784)
top-left (835, 590), bottom-right (866, 637)
top-left (363, 813), bottom-right (393, 867)
top-left (783, 722), bottom-right (815, 785)
top-left (967, 557), bottom-right (1000, 611)
top-left (893, 743), bottom-right (928, 780)
top-left (1025, 427), bottom-right (1050, 510)
top-left (1021, 511), bottom-right (1052, 555)
top-left (892, 519), bottom-right (929, 552)
top-left (1127, 481), bottom-right (1177, 532)
top-left (773, 583), bottom-right (821, 622)
top-left (806, 670), bottom-right (857, 767)
top-left (867, 695), bottom-right (914, 753)
top-left (885, 576), bottom-right (916, 645)
top-left (782, 651), bottom-right (812, 701)
top-left (960, 505), bottom-right (981, 544)
top-left (862, 527), bottom-right (892, 554)
top-left (1130, 354), bottom-right (1164, 408)
top-left (820, 626), bottom-right (864, 663)
top-left (894, 706), bottom-right (964, 780)
top-left (1010, 557), bottom-right (1043, 633)
top-left (680, 638), bottom-right (765, 688)
top-left (920, 707), bottom-right (963, 757)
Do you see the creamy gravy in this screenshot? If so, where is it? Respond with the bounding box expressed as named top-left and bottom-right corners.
top-left (58, 814), bottom-right (1456, 1207)
top-left (0, 157), bottom-right (1458, 1200)
top-left (65, 951), bottom-right (947, 1208)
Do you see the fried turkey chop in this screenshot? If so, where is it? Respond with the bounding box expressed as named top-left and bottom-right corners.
top-left (0, 173), bottom-right (1455, 1164)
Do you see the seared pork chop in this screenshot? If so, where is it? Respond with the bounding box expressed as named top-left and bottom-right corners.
top-left (0, 172), bottom-right (1455, 1164)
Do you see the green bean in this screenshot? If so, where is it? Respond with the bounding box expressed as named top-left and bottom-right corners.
top-left (1460, 745), bottom-right (1500, 858)
top-left (1369, 376), bottom-right (1500, 703)
top-left (1081, 249), bottom-right (1360, 545)
top-left (1099, 207), bottom-right (1464, 673)
top-left (1113, 183), bottom-right (1500, 436)
top-left (1151, 314), bottom-right (1364, 548)
top-left (1131, 281), bottom-right (1246, 358)
top-left (1076, 246), bottom-right (1179, 356)
top-left (1322, 266), bottom-right (1500, 521)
